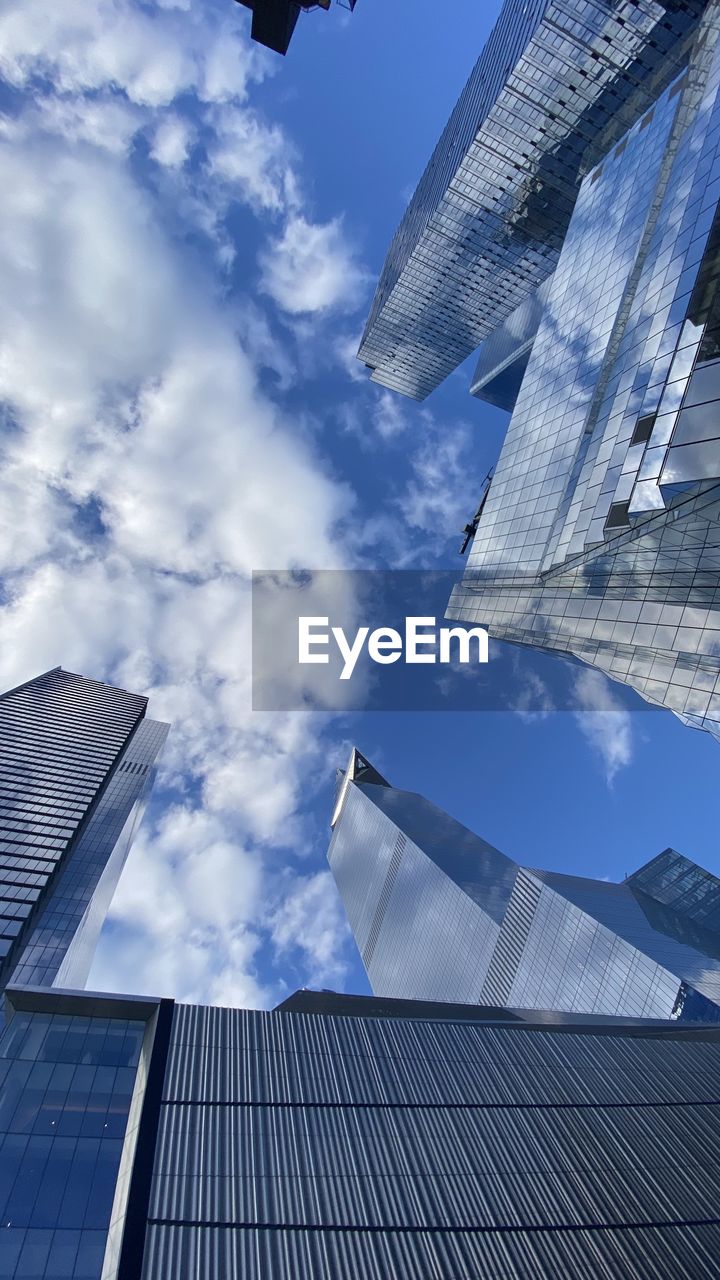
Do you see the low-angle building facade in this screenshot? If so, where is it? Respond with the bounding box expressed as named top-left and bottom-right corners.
top-left (3, 692), bottom-right (720, 1277)
top-left (361, 0), bottom-right (720, 739)
top-left (0, 667), bottom-right (169, 993)
top-left (329, 749), bottom-right (720, 1022)
top-left (4, 983), bottom-right (720, 1278)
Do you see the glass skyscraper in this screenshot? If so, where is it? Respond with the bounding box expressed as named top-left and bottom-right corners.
top-left (361, 0), bottom-right (720, 738)
top-left (329, 749), bottom-right (720, 1022)
top-left (0, 667), bottom-right (168, 992)
top-left (358, 0), bottom-right (708, 399)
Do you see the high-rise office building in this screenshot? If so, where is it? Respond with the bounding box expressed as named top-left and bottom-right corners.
top-left (0, 667), bottom-right (168, 992)
top-left (358, 0), bottom-right (709, 399)
top-left (329, 749), bottom-right (720, 1021)
top-left (361, 0), bottom-right (720, 739)
top-left (3, 982), bottom-right (720, 1278)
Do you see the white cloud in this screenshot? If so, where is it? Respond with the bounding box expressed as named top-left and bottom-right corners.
top-left (334, 331), bottom-right (367, 383)
top-left (401, 417), bottom-right (479, 539)
top-left (207, 106), bottom-right (299, 213)
top-left (232, 300), bottom-right (297, 390)
top-left (150, 113), bottom-right (194, 168)
top-left (1, 93), bottom-right (145, 155)
top-left (0, 0), bottom-right (268, 107)
top-left (509, 670), bottom-right (555, 722)
top-left (270, 870), bottom-right (351, 988)
top-left (373, 390), bottom-right (408, 441)
top-left (572, 668), bottom-right (634, 785)
top-left (259, 214), bottom-right (368, 315)
top-left (88, 807), bottom-right (270, 1006)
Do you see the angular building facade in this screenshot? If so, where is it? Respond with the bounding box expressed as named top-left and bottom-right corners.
top-left (329, 750), bottom-right (720, 1022)
top-left (0, 667), bottom-right (168, 993)
top-left (358, 0), bottom-right (709, 399)
top-left (360, 0), bottom-right (720, 738)
top-left (4, 982), bottom-right (720, 1279)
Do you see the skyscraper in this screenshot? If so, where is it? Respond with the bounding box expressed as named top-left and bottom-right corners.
top-left (4, 982), bottom-right (720, 1278)
top-left (329, 749), bottom-right (720, 1021)
top-left (358, 0), bottom-right (708, 399)
top-left (361, 0), bottom-right (720, 739)
top-left (0, 667), bottom-right (168, 992)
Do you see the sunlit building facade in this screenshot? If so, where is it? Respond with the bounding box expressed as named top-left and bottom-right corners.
top-left (360, 0), bottom-right (720, 737)
top-left (358, 0), bottom-right (709, 399)
top-left (448, 20), bottom-right (720, 739)
top-left (0, 667), bottom-right (168, 992)
top-left (329, 749), bottom-right (720, 1021)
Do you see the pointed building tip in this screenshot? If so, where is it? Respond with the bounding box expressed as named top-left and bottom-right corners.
top-left (348, 747), bottom-right (391, 790)
top-left (330, 748), bottom-right (391, 829)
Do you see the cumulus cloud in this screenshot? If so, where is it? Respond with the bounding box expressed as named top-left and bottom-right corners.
top-left (89, 807), bottom-right (269, 1008)
top-left (0, 0), bottom-right (268, 107)
top-left (0, 0), bottom-right (367, 1006)
top-left (572, 668), bottom-right (634, 785)
top-left (207, 106), bottom-right (299, 213)
top-left (259, 214), bottom-right (368, 315)
top-left (334, 331), bottom-right (367, 384)
top-left (150, 113), bottom-right (194, 168)
top-left (1, 93), bottom-right (145, 155)
top-left (373, 390), bottom-right (409, 441)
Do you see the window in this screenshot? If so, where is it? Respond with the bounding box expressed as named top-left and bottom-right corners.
top-left (631, 414), bottom-right (656, 445)
top-left (606, 501), bottom-right (631, 530)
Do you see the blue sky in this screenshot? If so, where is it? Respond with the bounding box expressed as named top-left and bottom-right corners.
top-left (0, 0), bottom-right (717, 1007)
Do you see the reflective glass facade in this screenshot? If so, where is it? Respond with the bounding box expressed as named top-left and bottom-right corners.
top-left (359, 0), bottom-right (708, 398)
top-left (0, 669), bottom-right (169, 992)
top-left (329, 750), bottom-right (720, 1021)
top-left (0, 994), bottom-right (148, 1280)
top-left (444, 14), bottom-right (720, 736)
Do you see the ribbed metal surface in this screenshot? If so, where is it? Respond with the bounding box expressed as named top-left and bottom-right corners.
top-left (143, 1005), bottom-right (720, 1278)
top-left (149, 1099), bottom-right (720, 1225)
top-left (144, 1221), bottom-right (720, 1280)
top-left (164, 1005), bottom-right (720, 1106)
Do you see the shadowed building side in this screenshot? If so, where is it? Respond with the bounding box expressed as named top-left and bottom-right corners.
top-left (5, 983), bottom-right (720, 1278)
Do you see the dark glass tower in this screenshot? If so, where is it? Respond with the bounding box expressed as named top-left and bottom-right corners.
top-left (329, 749), bottom-right (720, 1022)
top-left (0, 667), bottom-right (168, 992)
